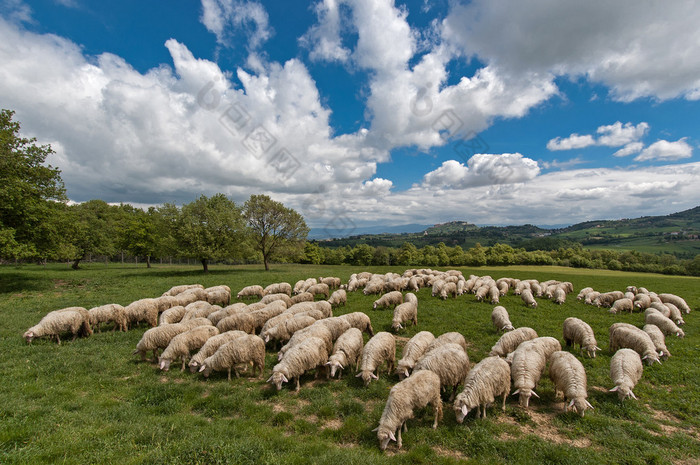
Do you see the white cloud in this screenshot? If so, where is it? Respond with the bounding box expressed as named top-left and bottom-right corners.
top-left (422, 153), bottom-right (540, 188)
top-left (546, 134), bottom-right (595, 151)
top-left (300, 0), bottom-right (351, 63)
top-left (612, 142), bottom-right (643, 157)
top-left (200, 0), bottom-right (272, 49)
top-left (442, 0), bottom-right (700, 101)
top-left (548, 121), bottom-right (649, 152)
top-left (634, 138), bottom-right (693, 162)
top-left (2, 0), bottom-right (32, 23)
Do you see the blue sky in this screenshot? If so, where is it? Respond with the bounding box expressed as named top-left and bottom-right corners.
top-left (1, 0), bottom-right (699, 232)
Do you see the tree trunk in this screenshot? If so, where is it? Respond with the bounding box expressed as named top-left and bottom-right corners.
top-left (146, 255), bottom-right (151, 268)
top-left (263, 254), bottom-right (270, 271)
top-left (201, 258), bottom-right (209, 273)
top-left (71, 256), bottom-right (83, 270)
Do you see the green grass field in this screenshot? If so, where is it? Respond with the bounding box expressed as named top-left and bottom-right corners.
top-left (1, 263), bottom-right (699, 464)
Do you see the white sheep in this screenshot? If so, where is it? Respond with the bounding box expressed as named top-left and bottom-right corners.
top-left (488, 285), bottom-right (500, 304)
top-left (262, 315), bottom-right (317, 345)
top-left (124, 298), bottom-right (160, 329)
top-left (263, 282), bottom-right (292, 296)
top-left (339, 311), bottom-right (374, 336)
top-left (642, 324), bottom-right (671, 360)
top-left (328, 289), bottom-right (347, 307)
top-left (314, 317), bottom-right (352, 340)
top-left (595, 291), bottom-right (624, 308)
top-left (507, 337), bottom-right (562, 365)
top-left (391, 301), bottom-right (418, 332)
top-left (326, 327), bottom-right (364, 379)
top-left (133, 318), bottom-right (212, 361)
top-left (584, 291), bottom-right (601, 305)
top-left (181, 301), bottom-right (216, 322)
top-left (510, 343), bottom-right (547, 408)
top-left (363, 280), bottom-right (385, 295)
top-left (633, 294), bottom-right (652, 311)
top-left (290, 292), bottom-right (314, 304)
top-left (609, 348), bottom-right (643, 401)
top-left (319, 277), bottom-right (341, 289)
top-left (562, 317), bottom-right (601, 358)
top-left (412, 343), bottom-right (469, 401)
top-left (488, 327), bottom-right (538, 357)
top-left (268, 336), bottom-right (329, 390)
top-left (658, 293), bottom-right (691, 314)
top-left (23, 307), bottom-right (92, 344)
top-left (88, 304), bottom-right (127, 332)
top-left (548, 351), bottom-right (593, 417)
top-left (199, 334), bottom-right (266, 380)
top-left (425, 332), bottom-right (468, 354)
top-left (373, 370), bottom-right (443, 451)
top-left (260, 293), bottom-right (293, 307)
top-left (440, 282), bottom-right (458, 300)
top-left (293, 279), bottom-right (306, 295)
top-left (306, 283), bottom-right (330, 299)
top-left (395, 331), bottom-right (435, 379)
top-left (663, 302), bottom-right (685, 326)
top-left (188, 330), bottom-right (248, 373)
top-left (236, 285), bottom-right (265, 300)
top-left (161, 284), bottom-right (204, 297)
top-left (577, 287), bottom-right (594, 300)
top-left (645, 310), bottom-right (685, 338)
top-left (491, 306), bottom-right (514, 332)
top-left (159, 305), bottom-right (187, 325)
top-left (206, 303), bottom-right (248, 326)
top-left (373, 291), bottom-right (403, 310)
top-left (175, 288), bottom-right (208, 307)
top-left (609, 324), bottom-right (661, 365)
top-left (553, 288), bottom-right (566, 305)
top-left (357, 332), bottom-right (396, 386)
top-left (205, 286), bottom-right (231, 306)
top-left (159, 325), bottom-right (220, 371)
top-left (277, 323), bottom-right (334, 361)
top-left (474, 285), bottom-right (490, 302)
top-left (611, 298), bottom-right (634, 314)
top-left (520, 289), bottom-right (537, 308)
top-left (453, 356), bottom-right (511, 421)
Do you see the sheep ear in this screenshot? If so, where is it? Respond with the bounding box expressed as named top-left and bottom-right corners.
top-left (531, 391), bottom-right (540, 399)
top-left (630, 391), bottom-right (638, 400)
top-left (199, 365), bottom-right (206, 372)
top-left (512, 389), bottom-right (520, 396)
top-left (389, 432), bottom-right (396, 442)
top-left (371, 427), bottom-right (379, 432)
top-left (404, 369), bottom-right (410, 378)
top-left (371, 373), bottom-right (379, 380)
top-left (585, 401), bottom-right (594, 409)
top-left (595, 346), bottom-right (602, 351)
top-left (159, 361), bottom-right (166, 370)
top-left (356, 372), bottom-right (363, 378)
top-left (568, 399), bottom-right (575, 408)
top-left (461, 405), bottom-right (468, 416)
top-left (266, 375), bottom-right (273, 382)
top-left (325, 361), bottom-right (331, 366)
top-left (264, 335), bottom-right (270, 343)
top-left (338, 362), bottom-right (344, 370)
top-left (609, 386), bottom-right (619, 392)
top-left (282, 374), bottom-right (288, 383)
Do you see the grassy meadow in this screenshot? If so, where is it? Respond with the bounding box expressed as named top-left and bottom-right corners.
top-left (1, 263), bottom-right (699, 464)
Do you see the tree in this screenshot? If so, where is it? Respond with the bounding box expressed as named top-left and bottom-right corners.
top-left (0, 109), bottom-right (66, 260)
top-left (117, 206), bottom-right (159, 268)
top-left (243, 194), bottom-right (309, 271)
top-left (67, 200), bottom-right (119, 269)
top-left (177, 194), bottom-right (244, 272)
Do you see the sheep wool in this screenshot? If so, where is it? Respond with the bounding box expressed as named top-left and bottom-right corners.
top-left (159, 325), bottom-right (220, 371)
top-left (339, 312), bottom-right (374, 336)
top-left (207, 303), bottom-right (248, 326)
top-left (491, 306), bottom-right (514, 332)
top-left (396, 331), bottom-right (435, 379)
top-left (88, 304), bottom-right (127, 332)
top-left (373, 370), bottom-right (442, 451)
top-left (188, 330), bottom-right (248, 373)
top-left (425, 332), bottom-right (467, 354)
top-left (161, 284), bottom-right (204, 297)
top-left (611, 298), bottom-right (634, 314)
top-left (133, 318), bottom-right (212, 361)
top-left (413, 343), bottom-right (469, 401)
top-left (642, 324), bottom-right (671, 360)
top-left (236, 285), bottom-right (265, 300)
top-left (24, 307), bottom-right (92, 344)
top-left (453, 356), bottom-right (511, 422)
top-left (488, 327), bottom-right (538, 357)
top-left (373, 291), bottom-right (404, 310)
top-left (658, 293), bottom-right (691, 314)
top-left (124, 298), bottom-right (160, 329)
top-left (277, 323), bottom-right (334, 361)
top-left (357, 332), bottom-right (396, 386)
top-left (645, 311), bottom-right (685, 338)
top-left (306, 283), bottom-right (330, 299)
top-left (609, 324), bottom-right (661, 365)
top-left (159, 306), bottom-right (187, 325)
top-left (263, 282), bottom-right (292, 297)
top-left (562, 317), bottom-right (601, 358)
top-left (268, 336), bottom-right (329, 391)
top-left (510, 343), bottom-right (547, 408)
top-left (609, 348), bottom-right (644, 401)
top-left (260, 293), bottom-right (293, 307)
top-left (262, 315), bottom-right (317, 345)
top-left (548, 351), bottom-right (593, 416)
top-left (520, 289), bottom-right (537, 308)
top-left (328, 289), bottom-right (347, 307)
top-left (199, 334), bottom-right (266, 380)
top-left (326, 327), bottom-right (364, 379)
top-left (391, 301), bottom-right (418, 332)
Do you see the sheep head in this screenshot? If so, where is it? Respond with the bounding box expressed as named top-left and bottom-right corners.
top-left (267, 371), bottom-right (289, 390)
top-left (372, 426), bottom-right (396, 451)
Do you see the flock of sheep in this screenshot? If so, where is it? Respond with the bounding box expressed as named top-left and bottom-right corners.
top-left (22, 268), bottom-right (693, 452)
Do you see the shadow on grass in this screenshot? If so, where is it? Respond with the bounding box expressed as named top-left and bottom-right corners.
top-left (0, 272), bottom-right (53, 294)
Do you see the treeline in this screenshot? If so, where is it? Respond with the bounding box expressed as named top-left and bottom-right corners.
top-left (303, 241), bottom-right (700, 276)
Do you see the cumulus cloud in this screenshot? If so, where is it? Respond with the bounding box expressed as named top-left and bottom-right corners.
top-left (200, 0), bottom-right (272, 49)
top-left (613, 142), bottom-right (644, 157)
top-left (422, 154), bottom-right (540, 188)
top-left (634, 138), bottom-right (693, 162)
top-left (546, 134), bottom-right (596, 151)
top-left (548, 121), bottom-right (649, 151)
top-left (299, 0), bottom-right (351, 63)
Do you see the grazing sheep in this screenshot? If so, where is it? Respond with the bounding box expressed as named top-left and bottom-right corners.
top-left (268, 336), bottom-right (329, 391)
top-left (373, 291), bottom-right (404, 310)
top-left (124, 299), bottom-right (160, 329)
top-left (611, 298), bottom-right (634, 314)
top-left (491, 306), bottom-right (514, 332)
top-left (314, 301), bottom-right (333, 318)
top-left (520, 289), bottom-right (537, 308)
top-left (159, 306), bottom-right (187, 325)
top-left (391, 301), bottom-right (418, 332)
top-left (514, 281), bottom-right (530, 295)
top-left (553, 288), bottom-right (567, 305)
top-left (649, 302), bottom-right (671, 318)
top-left (413, 343), bottom-right (469, 401)
top-left (645, 311), bottom-right (685, 338)
top-left (609, 324), bottom-right (661, 365)
top-left (626, 286), bottom-right (638, 295)
top-left (259, 313), bottom-right (295, 339)
top-left (425, 332), bottom-right (468, 354)
top-left (595, 291), bottom-right (625, 308)
top-left (363, 280), bottom-right (385, 295)
top-left (181, 301), bottom-right (216, 322)
top-left (510, 344), bottom-right (547, 408)
top-left (577, 287), bottom-right (594, 300)
top-left (290, 292), bottom-right (315, 304)
top-left (642, 324), bottom-right (671, 360)
top-left (609, 348), bottom-right (644, 401)
top-left (205, 287), bottom-right (231, 306)
top-left (664, 302), bottom-right (685, 326)
top-left (357, 332), bottom-right (396, 386)
top-left (328, 289), bottom-right (347, 307)
top-left (260, 293), bottom-right (293, 307)
top-left (548, 351), bottom-right (593, 417)
top-left (440, 282), bottom-right (458, 300)
top-left (339, 312), bottom-right (374, 336)
top-left (216, 313), bottom-right (257, 334)
top-left (306, 283), bottom-right (330, 299)
top-left (23, 307), bottom-right (92, 344)
top-left (293, 280), bottom-right (306, 295)
top-left (488, 285), bottom-right (500, 304)
top-left (236, 285), bottom-right (265, 300)
top-left (277, 323), bottom-right (334, 361)
top-left (162, 284), bottom-right (204, 297)
top-left (396, 331), bottom-right (435, 379)
top-left (159, 325), bottom-right (220, 371)
top-left (319, 277), bottom-right (341, 289)
top-left (326, 328), bottom-right (364, 379)
top-left (263, 282), bottom-right (292, 297)
top-left (262, 315), bottom-right (317, 345)
top-left (508, 337), bottom-right (562, 365)
top-left (454, 356), bottom-right (511, 422)
top-left (175, 288), bottom-right (208, 307)
top-left (155, 295), bottom-right (180, 313)
top-left (488, 327), bottom-right (538, 357)
top-left (133, 318), bottom-right (212, 361)
top-left (88, 304), bottom-right (127, 332)
top-left (658, 293), bottom-right (691, 314)
top-left (373, 370), bottom-right (443, 451)
top-left (188, 330), bottom-right (248, 373)
top-left (584, 291), bottom-right (601, 305)
top-left (199, 334), bottom-right (266, 380)
top-left (563, 317), bottom-right (601, 358)
top-left (207, 303), bottom-right (247, 326)
top-left (496, 280), bottom-right (510, 296)
top-left (633, 294), bottom-right (652, 311)
top-left (474, 285), bottom-right (490, 302)
top-left (314, 317), bottom-right (352, 340)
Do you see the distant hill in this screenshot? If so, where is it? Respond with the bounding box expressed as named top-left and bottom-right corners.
top-left (313, 206), bottom-right (700, 258)
top-left (308, 223), bottom-right (432, 240)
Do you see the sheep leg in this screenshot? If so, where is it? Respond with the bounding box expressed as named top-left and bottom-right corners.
top-left (295, 377), bottom-right (300, 392)
top-left (397, 423), bottom-right (403, 449)
top-left (56, 334), bottom-right (61, 345)
top-left (501, 392), bottom-right (507, 412)
top-left (403, 421), bottom-right (408, 433)
top-left (227, 368), bottom-right (232, 382)
top-left (181, 359), bottom-right (186, 371)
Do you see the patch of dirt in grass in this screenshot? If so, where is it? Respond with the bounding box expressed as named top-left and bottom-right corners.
top-left (434, 446), bottom-right (468, 460)
top-left (496, 409), bottom-right (592, 448)
top-left (648, 407), bottom-right (698, 439)
top-left (323, 418), bottom-right (342, 430)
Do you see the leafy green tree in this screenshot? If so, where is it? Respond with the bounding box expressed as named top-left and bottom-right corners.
top-left (351, 244), bottom-right (374, 266)
top-left (243, 194), bottom-right (309, 271)
top-left (0, 109), bottom-right (66, 260)
top-left (397, 242), bottom-right (418, 265)
top-left (67, 200), bottom-right (119, 269)
top-left (302, 242), bottom-right (323, 264)
top-left (177, 194), bottom-right (244, 272)
top-left (118, 206), bottom-right (159, 267)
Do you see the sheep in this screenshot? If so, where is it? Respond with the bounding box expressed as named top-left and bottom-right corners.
top-left (514, 281), bottom-right (530, 295)
top-left (577, 287), bottom-right (594, 300)
top-left (175, 288), bottom-right (208, 307)
top-left (260, 293), bottom-right (293, 307)
top-left (132, 318), bottom-right (212, 361)
top-left (633, 294), bottom-right (652, 311)
top-left (162, 284), bottom-right (204, 296)
top-left (413, 343), bottom-right (470, 401)
top-left (159, 306), bottom-right (187, 325)
top-left (88, 304), bottom-right (127, 332)
top-left (496, 280), bottom-right (510, 296)
top-left (268, 336), bottom-right (329, 391)
top-left (319, 277), bottom-right (341, 289)
top-left (609, 348), bottom-right (644, 402)
top-left (373, 291), bottom-right (403, 310)
top-left (306, 283), bottom-right (330, 299)
top-left (491, 306), bottom-right (514, 332)
top-left (474, 285), bottom-right (490, 302)
top-left (339, 312), bottom-right (374, 336)
top-left (326, 328), bottom-right (364, 379)
top-left (624, 291), bottom-right (636, 301)
top-left (510, 344), bottom-right (547, 408)
top-left (293, 279), bottom-right (306, 295)
top-left (262, 315), bottom-right (317, 345)
top-left (328, 289), bottom-right (347, 307)
top-left (373, 370), bottom-right (442, 451)
top-left (595, 291), bottom-right (625, 308)
top-left (642, 324), bottom-right (671, 360)
top-left (611, 298), bottom-right (634, 314)
top-left (408, 276), bottom-right (421, 292)
top-left (277, 323), bottom-right (334, 361)
top-left (664, 302), bottom-right (685, 326)
top-left (658, 293), bottom-right (691, 314)
top-left (453, 356), bottom-right (511, 422)
top-left (236, 285), bottom-right (265, 300)
top-left (180, 301), bottom-right (216, 322)
top-left (440, 282), bottom-right (458, 300)
top-left (23, 307), bottom-right (92, 344)
top-left (290, 292), bottom-right (314, 304)
top-left (124, 299), bottom-right (159, 329)
top-left (313, 317), bottom-right (352, 340)
top-left (488, 285), bottom-right (500, 304)
top-left (391, 301), bottom-right (418, 332)
top-left (363, 280), bottom-right (384, 295)
top-left (216, 313), bottom-right (257, 334)
top-left (392, 331), bottom-right (434, 379)
top-left (314, 300), bottom-right (333, 318)
top-left (188, 330), bottom-right (248, 373)
top-left (357, 332), bottom-right (396, 386)
top-left (263, 282), bottom-right (292, 296)
top-left (488, 327), bottom-right (538, 357)
top-left (431, 279), bottom-right (447, 297)
top-left (649, 302), bottom-right (671, 318)
top-left (548, 351), bottom-right (593, 417)
top-left (609, 324), bottom-right (661, 365)
top-left (205, 287), bottom-right (231, 306)
top-left (645, 310), bottom-right (685, 338)
top-left (520, 289), bottom-right (537, 308)
top-left (154, 295), bottom-right (179, 313)
top-left (199, 334), bottom-right (266, 380)
top-left (626, 286), bottom-right (638, 295)
top-left (584, 291), bottom-right (601, 305)
top-left (562, 317), bottom-right (601, 358)
top-left (207, 303), bottom-right (248, 326)
top-left (553, 288), bottom-right (567, 305)
top-left (159, 325), bottom-right (220, 371)
top-left (507, 337), bottom-right (562, 365)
